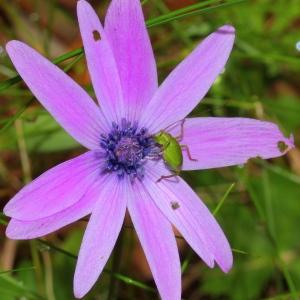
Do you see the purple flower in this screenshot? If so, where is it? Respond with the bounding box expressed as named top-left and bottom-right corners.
top-left (4, 0), bottom-right (294, 299)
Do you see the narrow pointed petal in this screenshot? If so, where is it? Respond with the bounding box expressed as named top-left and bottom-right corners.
top-left (145, 161), bottom-right (233, 273)
top-left (105, 0), bottom-right (158, 121)
top-left (6, 173), bottom-right (110, 239)
top-left (6, 41), bottom-right (106, 150)
top-left (77, 0), bottom-right (125, 124)
top-left (143, 25), bottom-right (235, 131)
top-left (4, 151), bottom-right (101, 221)
top-left (127, 177), bottom-right (181, 300)
top-left (167, 117), bottom-right (295, 170)
top-left (74, 174), bottom-right (127, 298)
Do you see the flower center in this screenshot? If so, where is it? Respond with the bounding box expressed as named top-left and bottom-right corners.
top-left (115, 136), bottom-right (142, 165)
top-left (99, 118), bottom-right (158, 179)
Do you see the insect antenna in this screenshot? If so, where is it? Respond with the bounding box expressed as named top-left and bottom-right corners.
top-left (187, 102), bottom-right (229, 118)
top-left (153, 102), bottom-right (229, 135)
top-left (128, 102), bottom-right (229, 139)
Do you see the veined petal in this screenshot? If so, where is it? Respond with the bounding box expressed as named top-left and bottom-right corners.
top-left (6, 173), bottom-right (110, 239)
top-left (127, 177), bottom-right (181, 300)
top-left (105, 0), bottom-right (158, 122)
top-left (6, 41), bottom-right (106, 150)
top-left (4, 151), bottom-right (102, 221)
top-left (145, 160), bottom-right (233, 273)
top-left (74, 174), bottom-right (127, 298)
top-left (77, 0), bottom-right (125, 124)
top-left (167, 117), bottom-right (295, 170)
top-left (143, 25), bottom-right (235, 132)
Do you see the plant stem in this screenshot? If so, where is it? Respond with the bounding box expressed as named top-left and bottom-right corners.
top-left (107, 225), bottom-right (125, 300)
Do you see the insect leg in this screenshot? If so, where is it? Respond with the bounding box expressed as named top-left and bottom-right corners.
top-left (180, 145), bottom-right (198, 161)
top-left (156, 170), bottom-right (180, 183)
top-left (149, 141), bottom-right (170, 160)
top-left (174, 119), bottom-right (185, 139)
top-left (158, 141), bottom-right (170, 153)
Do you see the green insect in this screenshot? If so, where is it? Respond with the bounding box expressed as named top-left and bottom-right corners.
top-left (151, 119), bottom-right (198, 182)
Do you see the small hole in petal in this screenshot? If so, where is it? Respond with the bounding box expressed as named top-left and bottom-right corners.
top-left (278, 141), bottom-right (288, 153)
top-left (92, 30), bottom-right (101, 41)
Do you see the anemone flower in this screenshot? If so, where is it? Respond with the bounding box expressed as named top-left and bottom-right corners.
top-left (4, 0), bottom-right (294, 299)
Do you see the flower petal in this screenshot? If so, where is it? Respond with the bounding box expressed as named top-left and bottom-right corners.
top-left (4, 151), bottom-right (101, 221)
top-left (144, 160), bottom-right (233, 273)
top-left (143, 25), bottom-right (235, 132)
top-left (105, 0), bottom-right (158, 122)
top-left (74, 174), bottom-right (127, 298)
top-left (127, 177), bottom-right (181, 300)
top-left (5, 173), bottom-right (110, 239)
top-left (167, 117), bottom-right (295, 170)
top-left (6, 41), bottom-right (106, 150)
top-left (77, 0), bottom-right (125, 124)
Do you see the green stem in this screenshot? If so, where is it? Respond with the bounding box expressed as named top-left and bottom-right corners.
top-left (107, 226), bottom-right (125, 300)
top-left (30, 240), bottom-right (45, 297)
top-left (181, 249), bottom-right (194, 273)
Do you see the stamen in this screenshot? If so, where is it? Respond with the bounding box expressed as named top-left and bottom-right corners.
top-left (99, 118), bottom-right (159, 179)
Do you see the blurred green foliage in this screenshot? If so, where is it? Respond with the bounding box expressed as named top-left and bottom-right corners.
top-left (0, 0), bottom-right (299, 299)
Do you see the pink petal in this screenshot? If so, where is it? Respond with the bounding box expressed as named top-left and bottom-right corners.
top-left (6, 41), bottom-right (106, 150)
top-left (6, 173), bottom-right (110, 239)
top-left (105, 0), bottom-right (158, 122)
top-left (144, 160), bottom-right (233, 273)
top-left (127, 177), bottom-right (181, 300)
top-left (4, 151), bottom-right (102, 221)
top-left (166, 117), bottom-right (295, 170)
top-left (77, 0), bottom-right (125, 125)
top-left (143, 25), bottom-right (235, 132)
top-left (74, 174), bottom-right (127, 298)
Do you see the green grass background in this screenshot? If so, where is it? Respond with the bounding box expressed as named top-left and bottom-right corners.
top-left (0, 0), bottom-right (299, 299)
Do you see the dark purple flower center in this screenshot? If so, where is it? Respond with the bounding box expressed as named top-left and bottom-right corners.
top-left (99, 118), bottom-right (159, 179)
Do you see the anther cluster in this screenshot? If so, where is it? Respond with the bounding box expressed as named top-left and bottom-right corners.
top-left (100, 118), bottom-right (159, 179)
